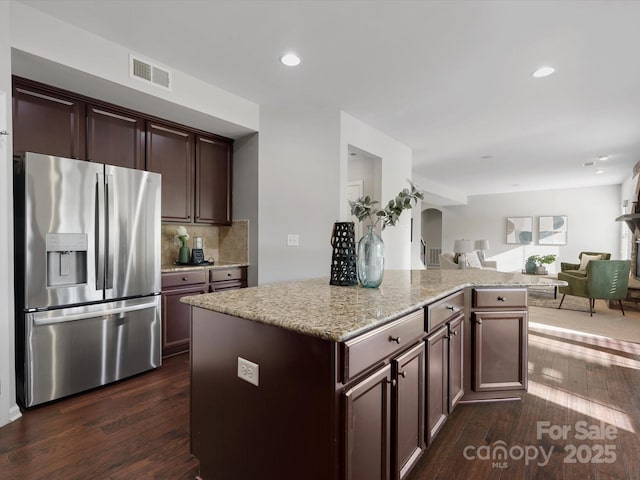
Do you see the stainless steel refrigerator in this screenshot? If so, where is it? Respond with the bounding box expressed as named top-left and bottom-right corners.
top-left (14, 152), bottom-right (162, 407)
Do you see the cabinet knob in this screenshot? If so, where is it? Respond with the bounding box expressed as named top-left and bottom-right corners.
top-left (182, 277), bottom-right (188, 281)
top-left (451, 330), bottom-right (458, 336)
top-left (476, 319), bottom-right (483, 325)
top-left (399, 371), bottom-right (407, 378)
top-left (387, 378), bottom-right (397, 387)
top-left (445, 305), bottom-right (455, 311)
top-left (497, 296), bottom-right (506, 302)
top-left (227, 272), bottom-right (232, 277)
top-left (389, 336), bottom-right (401, 344)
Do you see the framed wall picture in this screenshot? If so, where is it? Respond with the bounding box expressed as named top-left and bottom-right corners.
top-left (538, 215), bottom-right (568, 245)
top-left (506, 217), bottom-right (533, 244)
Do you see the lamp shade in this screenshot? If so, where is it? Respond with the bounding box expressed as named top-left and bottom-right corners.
top-left (475, 240), bottom-right (490, 251)
top-left (454, 239), bottom-right (473, 253)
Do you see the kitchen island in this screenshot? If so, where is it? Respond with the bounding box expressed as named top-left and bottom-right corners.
top-left (181, 269), bottom-right (565, 480)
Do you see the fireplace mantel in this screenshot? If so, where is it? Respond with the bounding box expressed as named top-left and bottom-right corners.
top-left (616, 214), bottom-right (640, 233)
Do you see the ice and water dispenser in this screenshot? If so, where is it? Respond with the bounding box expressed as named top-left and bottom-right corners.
top-left (46, 233), bottom-right (88, 287)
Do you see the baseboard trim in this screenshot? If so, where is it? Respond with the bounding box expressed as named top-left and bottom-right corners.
top-left (9, 404), bottom-right (22, 422)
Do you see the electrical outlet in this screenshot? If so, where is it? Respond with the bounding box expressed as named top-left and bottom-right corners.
top-left (237, 357), bottom-right (259, 386)
top-left (287, 234), bottom-right (299, 247)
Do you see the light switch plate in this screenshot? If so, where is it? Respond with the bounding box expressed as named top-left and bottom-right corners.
top-left (287, 234), bottom-right (299, 247)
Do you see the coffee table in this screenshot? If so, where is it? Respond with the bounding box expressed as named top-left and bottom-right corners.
top-left (522, 271), bottom-right (559, 298)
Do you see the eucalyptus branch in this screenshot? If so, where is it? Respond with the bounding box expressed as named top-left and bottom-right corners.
top-left (349, 181), bottom-right (424, 230)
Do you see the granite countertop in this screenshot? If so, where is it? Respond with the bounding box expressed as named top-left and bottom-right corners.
top-left (180, 269), bottom-right (566, 343)
top-left (161, 261), bottom-right (249, 273)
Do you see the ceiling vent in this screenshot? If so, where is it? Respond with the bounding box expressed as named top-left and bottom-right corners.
top-left (129, 54), bottom-right (172, 90)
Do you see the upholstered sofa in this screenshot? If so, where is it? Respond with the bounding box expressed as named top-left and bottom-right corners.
top-left (439, 251), bottom-right (497, 270)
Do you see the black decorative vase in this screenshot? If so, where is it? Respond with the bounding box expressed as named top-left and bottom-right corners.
top-left (330, 222), bottom-right (358, 286)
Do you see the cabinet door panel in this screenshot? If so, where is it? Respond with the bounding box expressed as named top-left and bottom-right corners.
top-left (161, 284), bottom-right (207, 356)
top-left (13, 83), bottom-right (85, 159)
top-left (195, 135), bottom-right (232, 225)
top-left (146, 122), bottom-right (194, 223)
top-left (472, 311), bottom-right (527, 391)
top-left (448, 315), bottom-right (464, 412)
top-left (344, 364), bottom-right (391, 480)
top-left (87, 104), bottom-right (145, 169)
top-left (393, 342), bottom-right (425, 480)
top-left (426, 325), bottom-right (448, 445)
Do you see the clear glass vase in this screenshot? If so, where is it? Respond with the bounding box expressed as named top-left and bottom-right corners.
top-left (357, 225), bottom-right (385, 288)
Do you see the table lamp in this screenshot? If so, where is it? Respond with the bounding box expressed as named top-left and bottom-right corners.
top-left (475, 239), bottom-right (490, 264)
top-left (454, 239), bottom-right (474, 270)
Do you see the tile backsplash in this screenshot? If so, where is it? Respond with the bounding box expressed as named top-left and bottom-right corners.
top-left (161, 220), bottom-right (249, 267)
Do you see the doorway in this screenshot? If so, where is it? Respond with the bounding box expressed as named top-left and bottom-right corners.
top-left (346, 145), bottom-right (382, 240)
top-left (422, 208), bottom-right (443, 268)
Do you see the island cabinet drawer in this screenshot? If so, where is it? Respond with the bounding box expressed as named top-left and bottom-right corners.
top-left (162, 270), bottom-right (208, 289)
top-left (426, 290), bottom-right (464, 332)
top-left (472, 288), bottom-right (527, 309)
top-left (342, 309), bottom-right (424, 383)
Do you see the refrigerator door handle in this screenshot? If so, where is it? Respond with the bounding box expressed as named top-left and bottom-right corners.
top-left (32, 300), bottom-right (158, 326)
top-left (96, 173), bottom-right (105, 290)
top-left (105, 174), bottom-right (115, 290)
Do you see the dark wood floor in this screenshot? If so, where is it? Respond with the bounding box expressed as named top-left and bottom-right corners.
top-left (0, 354), bottom-right (198, 480)
top-left (407, 325), bottom-right (640, 480)
top-left (2, 324), bottom-right (640, 479)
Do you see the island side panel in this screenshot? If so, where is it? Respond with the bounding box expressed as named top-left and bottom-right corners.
top-left (190, 307), bottom-right (339, 480)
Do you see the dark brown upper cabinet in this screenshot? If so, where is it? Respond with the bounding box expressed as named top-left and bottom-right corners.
top-left (195, 135), bottom-right (232, 225)
top-left (12, 80), bottom-right (85, 159)
top-left (12, 77), bottom-right (234, 225)
top-left (86, 104), bottom-right (145, 170)
top-left (146, 121), bottom-right (194, 223)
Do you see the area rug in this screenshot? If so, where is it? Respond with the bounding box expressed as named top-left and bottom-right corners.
top-left (527, 286), bottom-right (640, 345)
top-left (528, 285), bottom-right (591, 312)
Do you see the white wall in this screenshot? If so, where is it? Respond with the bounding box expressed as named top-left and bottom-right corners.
top-left (340, 112), bottom-right (414, 269)
top-left (440, 185), bottom-right (622, 273)
top-left (10, 1), bottom-right (259, 137)
top-left (258, 105), bottom-right (340, 284)
top-left (233, 132), bottom-right (259, 286)
top-left (0, 0), bottom-right (21, 427)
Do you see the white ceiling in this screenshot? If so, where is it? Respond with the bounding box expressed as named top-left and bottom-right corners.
top-left (18, 0), bottom-right (640, 198)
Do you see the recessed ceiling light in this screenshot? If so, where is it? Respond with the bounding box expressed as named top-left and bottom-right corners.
top-left (596, 169), bottom-right (604, 174)
top-left (280, 53), bottom-right (301, 67)
top-left (532, 66), bottom-right (555, 78)
top-left (583, 161), bottom-right (596, 167)
top-left (480, 155), bottom-right (493, 160)
top-left (598, 155), bottom-right (610, 161)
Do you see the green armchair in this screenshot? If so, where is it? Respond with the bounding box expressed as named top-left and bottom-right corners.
top-left (557, 260), bottom-right (631, 316)
top-left (560, 251), bottom-right (611, 275)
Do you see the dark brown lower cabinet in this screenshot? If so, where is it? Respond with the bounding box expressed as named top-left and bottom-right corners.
top-left (209, 266), bottom-right (247, 292)
top-left (161, 283), bottom-right (208, 357)
top-left (425, 324), bottom-right (448, 445)
top-left (161, 267), bottom-right (247, 357)
top-left (448, 315), bottom-right (464, 412)
top-left (393, 342), bottom-right (425, 480)
top-left (343, 340), bottom-right (425, 480)
top-left (344, 364), bottom-right (392, 480)
top-left (472, 311), bottom-right (527, 392)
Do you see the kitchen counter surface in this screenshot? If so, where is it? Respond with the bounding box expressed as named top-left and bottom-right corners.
top-left (181, 269), bottom-right (566, 342)
top-left (161, 261), bottom-right (248, 273)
